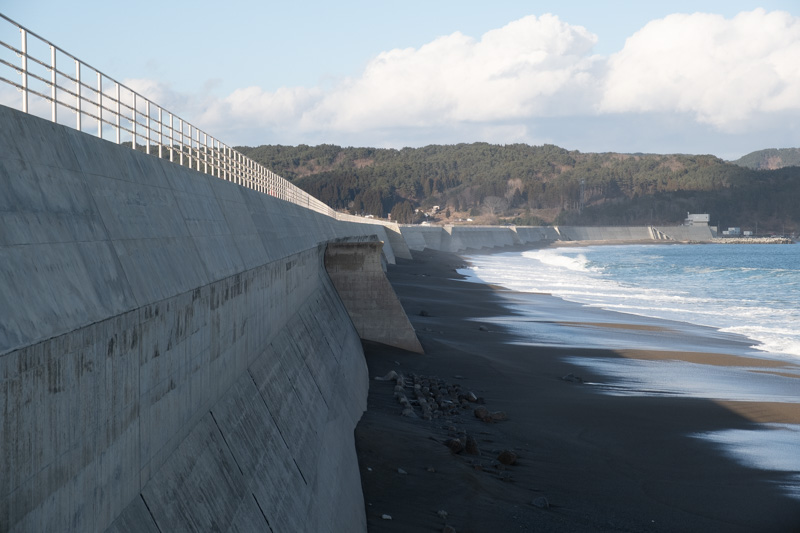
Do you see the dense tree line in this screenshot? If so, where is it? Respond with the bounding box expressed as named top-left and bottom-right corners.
top-left (235, 142), bottom-right (800, 233)
top-left (732, 148), bottom-right (800, 170)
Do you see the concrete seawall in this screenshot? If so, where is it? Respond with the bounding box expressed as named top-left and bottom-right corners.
top-left (0, 106), bottom-right (398, 532)
top-left (397, 222), bottom-right (713, 253)
top-left (325, 242), bottom-right (423, 354)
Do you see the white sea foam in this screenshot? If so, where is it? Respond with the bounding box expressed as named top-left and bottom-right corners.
top-left (466, 244), bottom-right (800, 362)
top-left (693, 425), bottom-right (800, 501)
top-left (521, 249), bottom-right (594, 272)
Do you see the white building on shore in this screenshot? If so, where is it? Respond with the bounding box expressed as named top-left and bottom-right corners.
top-left (684, 213), bottom-right (710, 226)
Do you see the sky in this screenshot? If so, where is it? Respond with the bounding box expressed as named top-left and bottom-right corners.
top-left (2, 1), bottom-right (799, 159)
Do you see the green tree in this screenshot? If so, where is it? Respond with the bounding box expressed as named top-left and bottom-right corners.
top-left (390, 201), bottom-right (415, 223)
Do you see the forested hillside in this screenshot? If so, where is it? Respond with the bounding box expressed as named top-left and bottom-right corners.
top-left (731, 148), bottom-right (800, 170)
top-left (236, 142), bottom-right (800, 233)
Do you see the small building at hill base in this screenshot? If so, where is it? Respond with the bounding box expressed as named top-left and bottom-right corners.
top-left (685, 213), bottom-right (710, 226)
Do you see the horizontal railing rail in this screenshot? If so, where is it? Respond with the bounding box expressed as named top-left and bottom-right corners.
top-left (0, 13), bottom-right (336, 217)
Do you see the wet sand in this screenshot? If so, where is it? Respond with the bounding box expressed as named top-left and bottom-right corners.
top-left (354, 249), bottom-right (800, 532)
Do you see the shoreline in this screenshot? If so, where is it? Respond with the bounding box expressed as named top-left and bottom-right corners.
top-left (460, 241), bottom-right (800, 367)
top-left (355, 248), bottom-right (800, 532)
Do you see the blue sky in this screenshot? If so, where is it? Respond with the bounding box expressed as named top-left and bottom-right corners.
top-left (2, 1), bottom-right (799, 159)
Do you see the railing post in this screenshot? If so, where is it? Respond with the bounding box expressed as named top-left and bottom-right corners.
top-left (203, 132), bottom-right (208, 174)
top-left (145, 100), bottom-right (151, 155)
top-left (250, 159), bottom-right (255, 190)
top-left (213, 139), bottom-right (218, 177)
top-left (20, 29), bottom-right (28, 113)
top-left (236, 152), bottom-right (241, 185)
top-left (131, 92), bottom-right (136, 150)
top-left (75, 59), bottom-right (81, 131)
top-left (188, 124), bottom-right (193, 168)
top-left (224, 146), bottom-right (229, 181)
top-left (115, 82), bottom-right (120, 144)
top-left (50, 45), bottom-right (56, 122)
top-left (168, 112), bottom-right (173, 162)
top-left (97, 72), bottom-right (102, 138)
top-left (157, 106), bottom-right (163, 159)
top-left (179, 119), bottom-right (184, 166)
top-left (247, 158), bottom-right (252, 189)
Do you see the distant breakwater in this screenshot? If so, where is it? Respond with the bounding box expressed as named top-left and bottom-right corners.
top-left (711, 237), bottom-right (795, 244)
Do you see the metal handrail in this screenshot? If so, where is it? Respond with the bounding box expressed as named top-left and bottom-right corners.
top-left (0, 13), bottom-right (337, 218)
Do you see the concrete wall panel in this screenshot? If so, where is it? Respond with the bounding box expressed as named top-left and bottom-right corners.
top-left (140, 414), bottom-right (264, 531)
top-left (1, 106), bottom-right (374, 532)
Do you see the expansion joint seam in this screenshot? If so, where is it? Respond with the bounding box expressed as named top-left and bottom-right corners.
top-left (251, 493), bottom-right (276, 533)
top-left (209, 410), bottom-right (245, 477)
top-left (295, 310), bottom-right (331, 411)
top-left (247, 368), bottom-right (308, 486)
top-left (139, 494), bottom-right (163, 533)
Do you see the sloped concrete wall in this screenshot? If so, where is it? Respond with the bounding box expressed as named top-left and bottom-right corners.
top-left (0, 106), bottom-right (377, 532)
top-left (105, 268), bottom-right (368, 533)
top-left (400, 225), bottom-right (553, 253)
top-left (446, 226), bottom-right (519, 251)
top-left (554, 226), bottom-right (655, 242)
top-left (398, 224), bottom-right (713, 253)
top-left (514, 226), bottom-right (560, 243)
top-left (0, 104), bottom-right (395, 356)
top-left (325, 241), bottom-right (423, 353)
top-left (655, 225), bottom-right (715, 242)
top-left (399, 225), bottom-right (447, 251)
top-left (334, 213), bottom-right (412, 260)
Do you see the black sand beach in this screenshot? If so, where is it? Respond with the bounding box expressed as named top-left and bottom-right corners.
top-left (355, 249), bottom-right (800, 532)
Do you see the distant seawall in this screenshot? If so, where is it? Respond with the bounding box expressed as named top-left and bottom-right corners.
top-left (395, 223), bottom-right (714, 253)
top-left (1, 104), bottom-right (714, 532)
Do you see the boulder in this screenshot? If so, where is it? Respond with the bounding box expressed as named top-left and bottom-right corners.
top-left (465, 436), bottom-right (480, 455)
top-left (473, 406), bottom-right (490, 420)
top-left (497, 450), bottom-right (518, 465)
top-left (445, 438), bottom-right (464, 454)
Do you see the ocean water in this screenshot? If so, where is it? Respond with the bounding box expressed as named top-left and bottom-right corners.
top-left (464, 243), bottom-right (800, 362)
top-left (461, 243), bottom-right (800, 500)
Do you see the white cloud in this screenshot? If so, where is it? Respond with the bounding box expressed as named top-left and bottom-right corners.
top-left (122, 78), bottom-right (188, 113)
top-left (199, 85), bottom-right (323, 130)
top-left (152, 13), bottom-right (603, 145)
top-left (111, 9), bottom-right (800, 153)
top-left (599, 9), bottom-right (800, 131)
top-left (304, 14), bottom-right (601, 131)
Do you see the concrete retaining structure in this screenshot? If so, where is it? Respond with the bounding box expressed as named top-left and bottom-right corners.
top-left (514, 226), bottom-right (561, 244)
top-left (325, 242), bottom-right (423, 354)
top-left (333, 213), bottom-right (413, 261)
top-left (554, 225), bottom-right (655, 242)
top-left (654, 225), bottom-right (715, 241)
top-left (397, 223), bottom-right (713, 254)
top-left (0, 105), bottom-right (399, 532)
top-left (446, 226), bottom-right (519, 251)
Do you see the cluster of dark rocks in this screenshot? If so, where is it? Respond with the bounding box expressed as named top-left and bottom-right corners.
top-left (372, 369), bottom-right (552, 530)
top-left (376, 369), bottom-right (478, 420)
top-left (374, 369), bottom-right (519, 479)
top-left (442, 423), bottom-right (518, 482)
